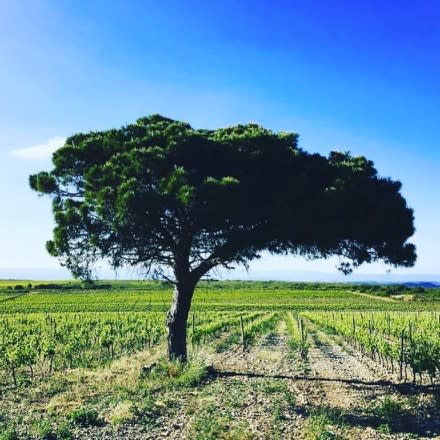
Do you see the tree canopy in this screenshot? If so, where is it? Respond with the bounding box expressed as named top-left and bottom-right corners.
top-left (30, 114), bottom-right (416, 281)
top-left (30, 114), bottom-right (416, 359)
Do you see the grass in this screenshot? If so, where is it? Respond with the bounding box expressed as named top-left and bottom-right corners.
top-left (368, 396), bottom-right (415, 432)
top-left (303, 407), bottom-right (344, 440)
top-left (32, 419), bottom-right (73, 440)
top-left (142, 358), bottom-right (209, 390)
top-left (106, 401), bottom-right (136, 426)
top-left (0, 428), bottom-right (19, 440)
top-left (252, 379), bottom-right (288, 394)
top-left (133, 393), bottom-right (163, 428)
top-left (68, 407), bottom-right (102, 427)
top-left (0, 342), bottom-right (212, 437)
top-left (214, 333), bottom-right (240, 352)
top-left (189, 375), bottom-right (301, 439)
top-left (190, 403), bottom-right (253, 440)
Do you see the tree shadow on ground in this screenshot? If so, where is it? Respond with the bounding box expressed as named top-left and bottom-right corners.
top-left (214, 370), bottom-right (438, 393)
top-left (212, 369), bottom-right (440, 437)
top-left (298, 404), bottom-right (440, 438)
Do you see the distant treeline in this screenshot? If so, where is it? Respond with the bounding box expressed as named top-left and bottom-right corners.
top-left (355, 283), bottom-right (440, 300)
top-left (0, 279), bottom-right (439, 300)
top-left (4, 282), bottom-right (112, 292)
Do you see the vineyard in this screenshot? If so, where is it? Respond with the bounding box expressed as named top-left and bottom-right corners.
top-left (1, 281), bottom-right (440, 439)
top-left (303, 311), bottom-right (440, 384)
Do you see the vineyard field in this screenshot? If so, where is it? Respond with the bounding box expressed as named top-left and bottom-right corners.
top-left (1, 280), bottom-right (439, 314)
top-left (1, 281), bottom-right (440, 439)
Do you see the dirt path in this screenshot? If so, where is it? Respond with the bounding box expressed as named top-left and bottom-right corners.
top-left (297, 324), bottom-right (440, 439)
top-left (301, 325), bottom-right (394, 409)
top-left (205, 320), bottom-right (297, 377)
top-left (351, 291), bottom-right (398, 303)
top-left (195, 321), bottom-right (305, 439)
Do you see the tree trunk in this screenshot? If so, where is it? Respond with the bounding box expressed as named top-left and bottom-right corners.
top-left (166, 280), bottom-right (195, 361)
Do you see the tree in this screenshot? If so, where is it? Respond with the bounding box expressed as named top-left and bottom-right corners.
top-left (30, 115), bottom-right (416, 360)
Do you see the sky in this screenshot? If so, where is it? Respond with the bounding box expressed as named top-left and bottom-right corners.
top-left (1, 0), bottom-right (439, 281)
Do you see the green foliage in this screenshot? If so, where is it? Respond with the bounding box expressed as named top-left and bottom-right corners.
top-left (0, 312), bottom-right (165, 384)
top-left (190, 403), bottom-right (252, 440)
top-left (286, 312), bottom-right (309, 361)
top-left (2, 283), bottom-right (440, 385)
top-left (144, 358), bottom-right (208, 390)
top-left (304, 407), bottom-right (343, 440)
top-left (0, 428), bottom-right (18, 440)
top-left (371, 397), bottom-right (404, 421)
top-left (2, 283), bottom-right (409, 314)
top-left (54, 424), bottom-right (73, 440)
top-left (255, 380), bottom-right (288, 394)
top-left (30, 115), bottom-right (415, 281)
top-left (68, 407), bottom-right (101, 427)
top-left (304, 310), bottom-right (440, 382)
top-left (369, 397), bottom-right (414, 432)
top-left (32, 418), bottom-right (67, 440)
top-left (133, 393), bottom-right (162, 428)
top-left (190, 312), bottom-right (261, 345)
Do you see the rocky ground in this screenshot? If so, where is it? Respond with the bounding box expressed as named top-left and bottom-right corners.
top-left (2, 318), bottom-right (440, 439)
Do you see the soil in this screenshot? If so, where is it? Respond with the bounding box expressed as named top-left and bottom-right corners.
top-left (125, 321), bottom-right (439, 439)
top-left (9, 319), bottom-right (440, 439)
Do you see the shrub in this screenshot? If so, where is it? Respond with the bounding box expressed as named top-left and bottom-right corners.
top-left (68, 407), bottom-right (101, 427)
top-left (0, 428), bottom-right (18, 440)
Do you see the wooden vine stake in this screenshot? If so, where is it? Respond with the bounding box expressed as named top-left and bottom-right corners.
top-left (240, 315), bottom-right (246, 351)
top-left (191, 313), bottom-right (196, 348)
top-left (300, 318), bottom-right (305, 343)
top-left (399, 329), bottom-right (405, 381)
top-left (299, 318), bottom-right (307, 360)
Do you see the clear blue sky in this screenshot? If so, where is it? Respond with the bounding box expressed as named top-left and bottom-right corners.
top-left (1, 0), bottom-right (439, 281)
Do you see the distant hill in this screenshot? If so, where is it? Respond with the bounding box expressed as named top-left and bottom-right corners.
top-left (403, 281), bottom-right (440, 289)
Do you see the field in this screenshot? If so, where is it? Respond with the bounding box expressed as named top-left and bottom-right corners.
top-left (1, 281), bottom-right (440, 439)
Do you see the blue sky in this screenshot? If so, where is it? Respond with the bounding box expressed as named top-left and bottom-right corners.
top-left (1, 0), bottom-right (439, 281)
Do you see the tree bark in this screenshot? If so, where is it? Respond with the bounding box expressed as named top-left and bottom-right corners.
top-left (166, 280), bottom-right (195, 361)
